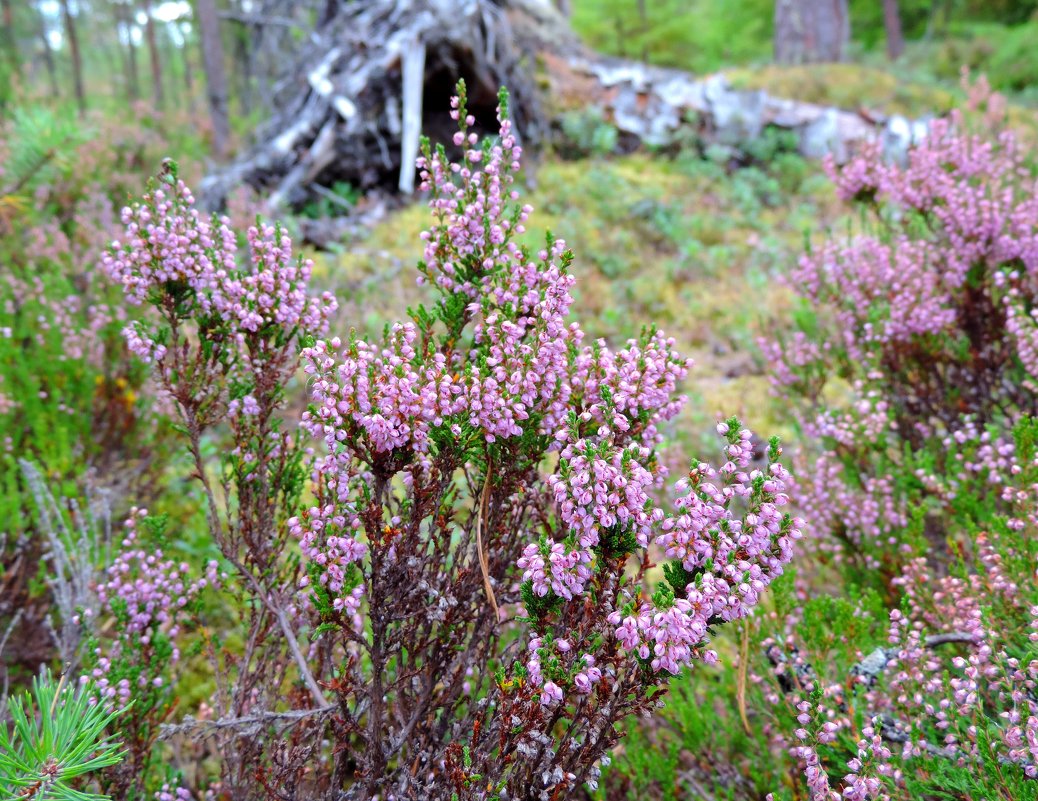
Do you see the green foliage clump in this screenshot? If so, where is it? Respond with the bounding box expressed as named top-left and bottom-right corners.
top-left (571, 0), bottom-right (773, 74)
top-left (0, 670), bottom-right (125, 801)
top-left (558, 106), bottom-right (619, 158)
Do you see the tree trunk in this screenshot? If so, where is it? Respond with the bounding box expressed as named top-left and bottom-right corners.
top-left (35, 0), bottom-right (58, 98)
top-left (194, 0), bottom-right (230, 158)
top-left (160, 20), bottom-right (182, 106)
top-left (111, 3), bottom-right (129, 98)
top-left (773, 0), bottom-right (849, 64)
top-left (97, 15), bottom-right (120, 94)
top-left (142, 0), bottom-right (164, 108)
top-left (883, 0), bottom-right (904, 60)
top-left (59, 0), bottom-right (85, 114)
top-left (1, 0), bottom-right (20, 78)
top-left (180, 23), bottom-right (197, 112)
top-left (233, 27), bottom-right (252, 117)
top-left (125, 6), bottom-right (141, 102)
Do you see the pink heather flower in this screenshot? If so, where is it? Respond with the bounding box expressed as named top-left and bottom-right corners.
top-left (540, 681), bottom-right (563, 706)
top-left (104, 170), bottom-right (336, 373)
top-left (103, 178), bottom-right (236, 310)
top-left (89, 508), bottom-right (217, 707)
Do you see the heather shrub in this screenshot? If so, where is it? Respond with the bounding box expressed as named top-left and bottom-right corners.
top-left (0, 106), bottom-right (196, 516)
top-left (67, 83), bottom-right (803, 800)
top-left (0, 109), bottom-right (182, 692)
top-left (765, 78), bottom-right (1038, 580)
top-left (602, 82), bottom-right (1038, 801)
top-left (749, 418), bottom-right (1038, 800)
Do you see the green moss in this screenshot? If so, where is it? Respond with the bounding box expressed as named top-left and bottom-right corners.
top-left (726, 63), bottom-right (958, 117)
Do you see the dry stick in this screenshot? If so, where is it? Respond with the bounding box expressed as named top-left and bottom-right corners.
top-left (160, 705), bottom-right (338, 740)
top-left (0, 609), bottom-right (21, 660)
top-left (274, 604), bottom-right (332, 709)
top-left (187, 425), bottom-right (330, 711)
top-left (174, 320), bottom-right (329, 712)
top-left (476, 457), bottom-right (500, 622)
top-left (49, 665), bottom-right (71, 718)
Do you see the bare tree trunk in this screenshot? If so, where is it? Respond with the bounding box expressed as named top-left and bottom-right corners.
top-left (0, 0), bottom-right (20, 80)
top-left (111, 2), bottom-right (129, 98)
top-left (195, 0), bottom-right (230, 157)
top-left (233, 26), bottom-right (252, 117)
top-left (883, 0), bottom-right (904, 59)
top-left (35, 0), bottom-right (59, 98)
top-left (142, 0), bottom-right (164, 108)
top-left (125, 6), bottom-right (141, 102)
top-left (59, 0), bottom-right (85, 114)
top-left (773, 0), bottom-right (849, 64)
top-left (160, 21), bottom-right (182, 107)
top-left (179, 22), bottom-right (196, 112)
top-left (97, 16), bottom-right (121, 97)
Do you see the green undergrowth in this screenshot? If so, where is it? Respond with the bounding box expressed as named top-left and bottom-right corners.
top-left (725, 62), bottom-right (958, 117)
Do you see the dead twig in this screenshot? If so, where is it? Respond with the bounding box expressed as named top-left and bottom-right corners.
top-left (476, 457), bottom-right (500, 623)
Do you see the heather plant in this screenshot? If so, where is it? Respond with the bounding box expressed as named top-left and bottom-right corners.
top-left (84, 82), bottom-right (803, 800)
top-left (99, 159), bottom-right (338, 797)
top-left (747, 84), bottom-right (1038, 799)
top-left (81, 509), bottom-right (219, 799)
top-left (763, 77), bottom-right (1038, 580)
top-left (603, 82), bottom-right (1038, 801)
top-left (0, 113), bottom-right (184, 693)
top-left (749, 418), bottom-right (1038, 800)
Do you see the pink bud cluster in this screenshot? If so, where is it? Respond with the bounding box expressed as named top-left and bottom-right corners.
top-left (156, 783), bottom-right (193, 801)
top-left (518, 440), bottom-right (659, 600)
top-left (103, 174), bottom-right (336, 365)
top-left (218, 222), bottom-right (336, 335)
top-left (658, 427), bottom-right (797, 615)
top-left (606, 425), bottom-right (801, 677)
top-left (417, 95), bottom-right (526, 300)
top-left (290, 503), bottom-right (367, 593)
top-left (525, 637), bottom-right (603, 706)
top-left (102, 178), bottom-right (236, 310)
top-left (85, 508), bottom-right (219, 706)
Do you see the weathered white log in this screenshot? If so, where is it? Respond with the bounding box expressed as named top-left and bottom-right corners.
top-left (564, 57), bottom-right (926, 163)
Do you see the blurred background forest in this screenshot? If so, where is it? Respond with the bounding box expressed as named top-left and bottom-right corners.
top-left (5, 0), bottom-right (1038, 423)
top-left (6, 0), bottom-right (1038, 114)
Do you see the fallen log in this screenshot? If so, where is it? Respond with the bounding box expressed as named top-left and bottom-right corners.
top-left (199, 0), bottom-right (929, 222)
